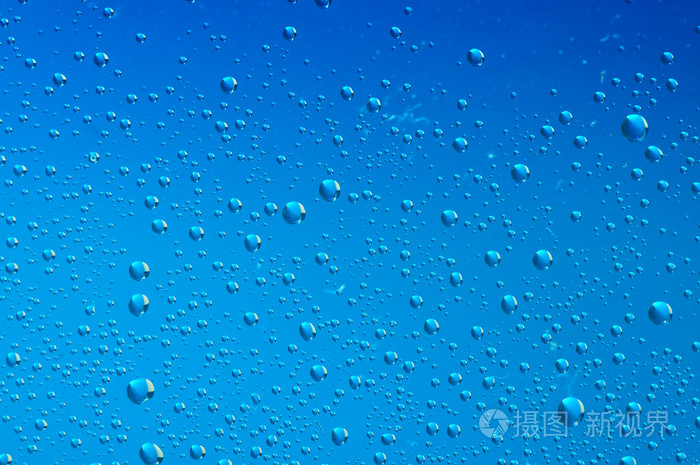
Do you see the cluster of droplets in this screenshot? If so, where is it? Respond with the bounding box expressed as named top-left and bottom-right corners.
top-left (0, 2), bottom-right (698, 465)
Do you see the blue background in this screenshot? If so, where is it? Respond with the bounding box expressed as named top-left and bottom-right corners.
top-left (0, 0), bottom-right (698, 464)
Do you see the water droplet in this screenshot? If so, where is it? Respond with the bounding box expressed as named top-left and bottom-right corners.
top-left (127, 378), bottom-right (155, 405)
top-left (139, 443), bottom-right (164, 465)
top-left (648, 301), bottom-right (672, 325)
top-left (621, 114), bottom-right (649, 142)
top-left (220, 76), bottom-right (238, 94)
top-left (283, 26), bottom-right (297, 41)
top-left (558, 397), bottom-right (585, 426)
top-left (128, 294), bottom-right (150, 317)
top-left (331, 427), bottom-right (348, 445)
top-left (533, 250), bottom-right (553, 270)
top-left (129, 261), bottom-right (150, 281)
top-left (319, 179), bottom-right (341, 202)
top-left (467, 48), bottom-right (485, 66)
top-left (282, 201), bottom-right (306, 224)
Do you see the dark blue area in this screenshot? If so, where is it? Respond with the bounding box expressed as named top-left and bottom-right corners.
top-left (0, 1), bottom-right (698, 464)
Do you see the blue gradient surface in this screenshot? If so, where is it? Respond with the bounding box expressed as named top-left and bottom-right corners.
top-left (0, 1), bottom-right (698, 465)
